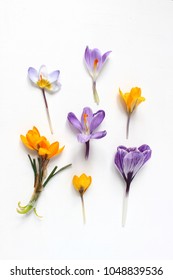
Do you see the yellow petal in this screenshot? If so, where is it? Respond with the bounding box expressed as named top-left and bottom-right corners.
top-left (20, 135), bottom-right (34, 150)
top-left (72, 175), bottom-right (80, 191)
top-left (130, 87), bottom-right (141, 98)
top-left (72, 173), bottom-right (92, 193)
top-left (32, 126), bottom-right (40, 137)
top-left (38, 148), bottom-right (51, 156)
top-left (37, 136), bottom-right (50, 149)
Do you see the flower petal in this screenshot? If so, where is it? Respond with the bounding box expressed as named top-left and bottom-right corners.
top-left (20, 135), bottom-right (34, 150)
top-left (67, 112), bottom-right (82, 132)
top-left (102, 51), bottom-right (112, 64)
top-left (48, 81), bottom-right (61, 93)
top-left (91, 48), bottom-right (102, 63)
top-left (138, 145), bottom-right (152, 163)
top-left (38, 147), bottom-right (51, 156)
top-left (84, 46), bottom-right (91, 68)
top-left (77, 133), bottom-right (91, 143)
top-left (47, 142), bottom-right (59, 158)
top-left (123, 151), bottom-right (145, 179)
top-left (81, 107), bottom-right (93, 129)
top-left (114, 146), bottom-right (128, 175)
top-left (38, 65), bottom-right (48, 79)
top-left (90, 110), bottom-right (105, 132)
top-left (48, 70), bottom-right (60, 83)
top-left (90, 130), bottom-right (107, 139)
top-left (28, 67), bottom-right (38, 84)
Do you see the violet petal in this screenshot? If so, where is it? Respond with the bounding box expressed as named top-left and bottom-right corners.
top-left (90, 130), bottom-right (107, 139)
top-left (138, 145), bottom-right (152, 163)
top-left (67, 112), bottom-right (83, 132)
top-left (90, 110), bottom-right (105, 133)
top-left (102, 51), bottom-right (112, 64)
top-left (77, 133), bottom-right (91, 143)
top-left (114, 147), bottom-right (128, 175)
top-left (123, 151), bottom-right (145, 179)
top-left (81, 107), bottom-right (93, 129)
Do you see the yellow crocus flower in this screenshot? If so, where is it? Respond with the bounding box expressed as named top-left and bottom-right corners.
top-left (72, 173), bottom-right (92, 224)
top-left (20, 126), bottom-right (64, 159)
top-left (119, 87), bottom-right (145, 114)
top-left (119, 87), bottom-right (145, 138)
top-left (72, 173), bottom-right (92, 193)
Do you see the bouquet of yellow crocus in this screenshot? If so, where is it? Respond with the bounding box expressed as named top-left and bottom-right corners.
top-left (17, 126), bottom-right (71, 216)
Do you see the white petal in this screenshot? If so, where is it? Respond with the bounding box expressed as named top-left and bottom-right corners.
top-left (49, 82), bottom-right (61, 93)
top-left (39, 65), bottom-right (48, 79)
top-left (28, 67), bottom-right (38, 83)
top-left (48, 70), bottom-right (60, 83)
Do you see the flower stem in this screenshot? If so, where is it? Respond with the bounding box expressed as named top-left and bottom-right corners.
top-left (92, 80), bottom-right (100, 105)
top-left (85, 141), bottom-right (90, 159)
top-left (126, 113), bottom-right (131, 139)
top-left (42, 89), bottom-right (53, 134)
top-left (122, 182), bottom-right (131, 227)
top-left (80, 192), bottom-right (86, 224)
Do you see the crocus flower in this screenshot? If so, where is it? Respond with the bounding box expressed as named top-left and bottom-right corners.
top-left (114, 145), bottom-right (152, 226)
top-left (17, 127), bottom-right (71, 216)
top-left (119, 87), bottom-right (145, 139)
top-left (84, 46), bottom-right (111, 104)
top-left (20, 126), bottom-right (64, 159)
top-left (72, 173), bottom-right (92, 224)
top-left (67, 107), bottom-right (107, 159)
top-left (28, 65), bottom-right (61, 134)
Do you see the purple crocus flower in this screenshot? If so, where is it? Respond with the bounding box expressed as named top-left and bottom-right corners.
top-left (67, 107), bottom-right (107, 159)
top-left (114, 145), bottom-right (152, 226)
top-left (28, 65), bottom-right (61, 134)
top-left (84, 46), bottom-right (111, 105)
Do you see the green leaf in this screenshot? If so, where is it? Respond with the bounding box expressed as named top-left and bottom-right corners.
top-left (28, 154), bottom-right (37, 179)
top-left (43, 163), bottom-right (72, 188)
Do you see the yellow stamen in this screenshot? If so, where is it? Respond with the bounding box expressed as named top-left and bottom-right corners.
top-left (37, 75), bottom-right (52, 90)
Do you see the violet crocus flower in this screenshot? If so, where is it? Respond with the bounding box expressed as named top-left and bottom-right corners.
top-left (28, 65), bottom-right (61, 134)
top-left (67, 107), bottom-right (107, 159)
top-left (84, 46), bottom-right (111, 105)
top-left (114, 145), bottom-right (152, 226)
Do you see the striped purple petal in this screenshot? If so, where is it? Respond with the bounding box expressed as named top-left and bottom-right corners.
top-left (114, 146), bottom-right (128, 175)
top-left (138, 144), bottom-right (152, 164)
top-left (123, 151), bottom-right (145, 179)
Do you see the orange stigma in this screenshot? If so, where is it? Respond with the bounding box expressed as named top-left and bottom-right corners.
top-left (83, 113), bottom-right (88, 124)
top-left (83, 113), bottom-right (89, 133)
top-left (93, 59), bottom-right (99, 70)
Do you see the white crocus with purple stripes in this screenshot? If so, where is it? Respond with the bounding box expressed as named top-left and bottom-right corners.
top-left (28, 65), bottom-right (61, 134)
